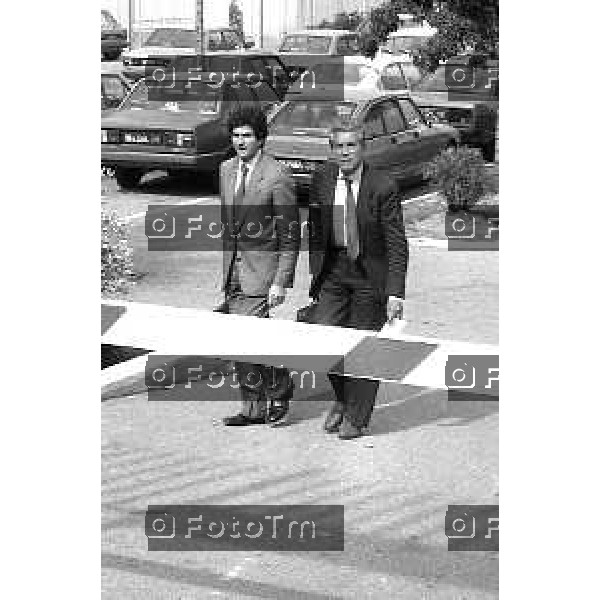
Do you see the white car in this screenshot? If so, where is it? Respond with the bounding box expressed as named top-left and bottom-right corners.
top-left (286, 55), bottom-right (412, 98)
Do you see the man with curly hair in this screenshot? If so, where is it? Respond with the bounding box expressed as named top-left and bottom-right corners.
top-left (217, 105), bottom-right (300, 426)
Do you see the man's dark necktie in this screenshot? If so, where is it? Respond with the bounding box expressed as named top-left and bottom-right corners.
top-left (344, 177), bottom-right (359, 260)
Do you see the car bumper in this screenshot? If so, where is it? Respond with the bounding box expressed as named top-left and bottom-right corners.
top-left (121, 64), bottom-right (147, 79)
top-left (102, 40), bottom-right (129, 53)
top-left (101, 148), bottom-right (226, 170)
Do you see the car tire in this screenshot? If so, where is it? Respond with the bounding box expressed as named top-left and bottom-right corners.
top-left (482, 138), bottom-right (495, 163)
top-left (115, 168), bottom-right (143, 190)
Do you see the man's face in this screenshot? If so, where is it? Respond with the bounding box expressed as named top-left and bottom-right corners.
top-left (231, 125), bottom-right (262, 162)
top-left (330, 130), bottom-right (363, 175)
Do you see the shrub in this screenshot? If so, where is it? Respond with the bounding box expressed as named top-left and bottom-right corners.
top-left (425, 146), bottom-right (494, 211)
top-left (101, 210), bottom-right (134, 296)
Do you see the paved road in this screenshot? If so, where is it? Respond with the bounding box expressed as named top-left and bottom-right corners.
top-left (102, 172), bottom-right (499, 598)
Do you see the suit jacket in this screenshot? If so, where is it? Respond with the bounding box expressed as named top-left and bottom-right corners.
top-left (308, 160), bottom-right (408, 302)
top-left (220, 153), bottom-right (300, 296)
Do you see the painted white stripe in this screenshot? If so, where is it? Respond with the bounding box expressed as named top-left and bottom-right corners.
top-left (402, 191), bottom-right (442, 205)
top-left (102, 353), bottom-right (155, 388)
top-left (101, 300), bottom-right (498, 393)
top-left (409, 237), bottom-right (448, 249)
top-left (121, 196), bottom-right (217, 223)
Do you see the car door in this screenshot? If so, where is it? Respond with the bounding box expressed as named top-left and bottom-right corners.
top-left (359, 100), bottom-right (394, 172)
top-left (378, 98), bottom-right (420, 180)
top-left (397, 97), bottom-right (440, 166)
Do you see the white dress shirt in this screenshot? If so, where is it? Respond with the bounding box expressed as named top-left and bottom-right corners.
top-left (234, 149), bottom-right (262, 194)
top-left (334, 162), bottom-right (363, 246)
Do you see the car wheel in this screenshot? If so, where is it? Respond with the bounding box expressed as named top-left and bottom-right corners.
top-left (115, 168), bottom-right (143, 190)
top-left (482, 139), bottom-right (495, 162)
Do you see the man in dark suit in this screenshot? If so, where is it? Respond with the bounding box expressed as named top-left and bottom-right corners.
top-left (218, 106), bottom-right (300, 426)
top-left (305, 124), bottom-right (409, 439)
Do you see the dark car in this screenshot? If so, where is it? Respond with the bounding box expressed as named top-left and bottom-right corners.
top-left (123, 47), bottom-right (292, 100)
top-left (101, 75), bottom-right (282, 190)
top-left (101, 10), bottom-right (129, 61)
top-left (411, 54), bottom-right (499, 162)
top-left (264, 88), bottom-right (459, 198)
top-left (101, 63), bottom-right (134, 114)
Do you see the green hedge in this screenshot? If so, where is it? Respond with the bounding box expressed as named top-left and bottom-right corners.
top-left (101, 210), bottom-right (134, 296)
top-left (425, 146), bottom-right (495, 211)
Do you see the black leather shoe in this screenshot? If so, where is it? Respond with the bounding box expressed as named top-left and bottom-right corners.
top-left (323, 404), bottom-right (344, 433)
top-left (222, 413), bottom-right (266, 426)
top-left (338, 418), bottom-right (364, 440)
top-left (266, 400), bottom-right (290, 424)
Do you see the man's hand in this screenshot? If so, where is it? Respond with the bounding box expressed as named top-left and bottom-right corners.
top-left (268, 285), bottom-right (286, 308)
top-left (213, 291), bottom-right (228, 313)
top-left (386, 296), bottom-right (404, 323)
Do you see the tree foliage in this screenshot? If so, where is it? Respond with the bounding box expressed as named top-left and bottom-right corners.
top-left (362, 0), bottom-right (498, 72)
top-left (316, 11), bottom-right (363, 31)
top-left (229, 0), bottom-right (244, 33)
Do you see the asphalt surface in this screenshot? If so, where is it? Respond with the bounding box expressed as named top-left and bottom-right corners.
top-left (101, 171), bottom-right (499, 599)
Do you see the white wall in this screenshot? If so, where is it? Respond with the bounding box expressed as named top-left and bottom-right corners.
top-left (101, 0), bottom-right (228, 29)
top-left (240, 0), bottom-right (386, 50)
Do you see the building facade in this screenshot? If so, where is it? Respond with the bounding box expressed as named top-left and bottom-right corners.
top-left (101, 0), bottom-right (386, 50)
top-left (241, 0), bottom-right (386, 50)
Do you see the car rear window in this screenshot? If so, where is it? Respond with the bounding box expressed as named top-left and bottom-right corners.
top-left (121, 80), bottom-right (222, 114)
top-left (270, 101), bottom-right (355, 132)
top-left (144, 29), bottom-right (197, 48)
top-left (280, 35), bottom-right (332, 54)
top-left (415, 64), bottom-right (498, 97)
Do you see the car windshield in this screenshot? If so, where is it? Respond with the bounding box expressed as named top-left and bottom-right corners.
top-left (280, 35), bottom-right (332, 54)
top-left (144, 29), bottom-right (197, 48)
top-left (101, 11), bottom-right (119, 31)
top-left (413, 66), bottom-right (448, 92)
top-left (311, 62), bottom-right (375, 85)
top-left (120, 80), bottom-right (222, 114)
top-left (270, 101), bottom-right (355, 132)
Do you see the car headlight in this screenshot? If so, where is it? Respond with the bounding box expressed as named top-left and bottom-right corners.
top-left (101, 129), bottom-right (108, 143)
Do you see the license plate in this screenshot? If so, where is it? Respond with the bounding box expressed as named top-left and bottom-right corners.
top-left (280, 159), bottom-right (315, 173)
top-left (124, 133), bottom-right (149, 143)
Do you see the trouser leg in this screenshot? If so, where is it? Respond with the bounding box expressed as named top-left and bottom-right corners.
top-left (226, 292), bottom-right (293, 418)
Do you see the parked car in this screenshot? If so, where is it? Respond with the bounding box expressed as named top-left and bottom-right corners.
top-left (277, 29), bottom-right (361, 75)
top-left (372, 52), bottom-right (425, 88)
top-left (194, 51), bottom-right (294, 100)
top-left (264, 88), bottom-right (459, 198)
top-left (101, 62), bottom-right (134, 114)
top-left (101, 75), bottom-right (282, 190)
top-left (122, 28), bottom-right (244, 79)
top-left (101, 9), bottom-right (129, 61)
top-left (411, 54), bottom-right (498, 162)
top-left (286, 55), bottom-right (411, 96)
